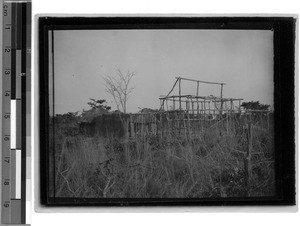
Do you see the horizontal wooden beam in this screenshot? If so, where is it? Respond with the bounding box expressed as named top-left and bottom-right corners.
top-left (160, 95), bottom-right (243, 102)
top-left (159, 95), bottom-right (214, 100)
top-left (212, 98), bottom-right (244, 102)
top-left (175, 76), bottom-right (226, 85)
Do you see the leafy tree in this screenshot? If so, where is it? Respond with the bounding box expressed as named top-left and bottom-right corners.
top-left (87, 98), bottom-right (111, 111)
top-left (241, 101), bottom-right (270, 111)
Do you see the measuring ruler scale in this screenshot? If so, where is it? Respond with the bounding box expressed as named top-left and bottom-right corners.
top-left (1, 0), bottom-right (31, 224)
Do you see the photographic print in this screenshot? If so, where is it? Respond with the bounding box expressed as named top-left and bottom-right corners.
top-left (38, 17), bottom-right (295, 206)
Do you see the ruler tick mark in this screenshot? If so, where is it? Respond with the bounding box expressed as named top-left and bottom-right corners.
top-left (2, 1), bottom-right (32, 224)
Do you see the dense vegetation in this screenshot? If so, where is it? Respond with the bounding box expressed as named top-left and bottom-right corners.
top-left (49, 110), bottom-right (275, 198)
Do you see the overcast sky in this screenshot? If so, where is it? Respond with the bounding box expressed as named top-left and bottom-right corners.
top-left (52, 29), bottom-right (274, 114)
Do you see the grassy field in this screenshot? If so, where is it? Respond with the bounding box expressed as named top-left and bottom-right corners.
top-left (50, 114), bottom-right (275, 198)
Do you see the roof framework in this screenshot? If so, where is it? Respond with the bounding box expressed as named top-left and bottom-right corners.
top-left (159, 77), bottom-right (243, 114)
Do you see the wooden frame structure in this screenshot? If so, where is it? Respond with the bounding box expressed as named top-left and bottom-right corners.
top-left (159, 77), bottom-right (243, 118)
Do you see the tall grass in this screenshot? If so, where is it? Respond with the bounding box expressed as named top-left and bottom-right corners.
top-left (51, 116), bottom-right (275, 198)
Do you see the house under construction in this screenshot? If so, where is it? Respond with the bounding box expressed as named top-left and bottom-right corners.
top-left (159, 76), bottom-right (243, 118)
top-left (124, 76), bottom-right (271, 139)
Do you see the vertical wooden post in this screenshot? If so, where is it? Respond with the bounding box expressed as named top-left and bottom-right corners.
top-left (186, 100), bottom-right (188, 113)
top-left (200, 102), bottom-right (203, 118)
top-left (179, 78), bottom-right (182, 111)
top-left (208, 100), bottom-right (211, 119)
top-left (187, 98), bottom-right (191, 140)
top-left (166, 111), bottom-right (170, 137)
top-left (197, 99), bottom-right (200, 136)
top-left (203, 98), bottom-right (206, 129)
top-left (160, 99), bottom-right (164, 111)
top-left (191, 99), bottom-right (195, 138)
top-left (244, 113), bottom-right (252, 196)
top-left (226, 110), bottom-right (229, 134)
top-left (200, 101), bottom-right (203, 133)
top-left (175, 111), bottom-right (179, 135)
top-left (183, 99), bottom-right (186, 134)
top-left (196, 81), bottom-right (199, 137)
top-left (191, 98), bottom-right (194, 137)
top-left (173, 97), bottom-right (175, 111)
top-left (178, 78), bottom-right (182, 134)
top-left (213, 100), bottom-right (216, 119)
top-left (230, 99), bottom-right (233, 132)
top-left (160, 112), bottom-right (163, 139)
top-left (197, 98), bottom-right (199, 118)
top-left (220, 84), bottom-right (224, 116)
top-left (166, 99), bottom-right (169, 111)
top-left (191, 99), bottom-right (195, 116)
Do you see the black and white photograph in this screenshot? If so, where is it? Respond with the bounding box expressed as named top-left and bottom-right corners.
top-left (38, 17), bottom-right (295, 205)
top-left (0, 0), bottom-right (298, 225)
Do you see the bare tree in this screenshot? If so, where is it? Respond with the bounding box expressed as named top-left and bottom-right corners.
top-left (103, 69), bottom-right (135, 113)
